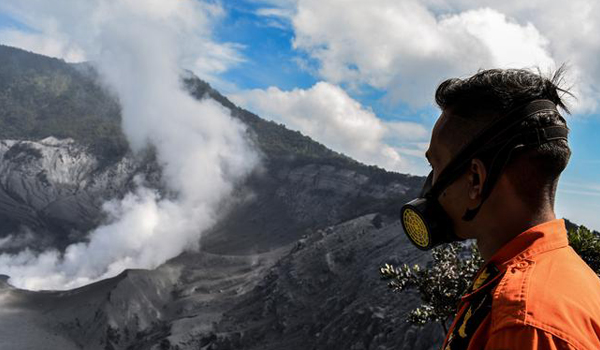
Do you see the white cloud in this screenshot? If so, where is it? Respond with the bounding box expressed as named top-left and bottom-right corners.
top-left (231, 82), bottom-right (428, 173)
top-left (556, 180), bottom-right (600, 231)
top-left (255, 8), bottom-right (294, 30)
top-left (439, 9), bottom-right (553, 69)
top-left (0, 28), bottom-right (86, 62)
top-left (255, 8), bottom-right (293, 18)
top-left (384, 121), bottom-right (430, 143)
top-left (0, 0), bottom-right (244, 85)
top-left (428, 0), bottom-right (600, 113)
top-left (287, 1), bottom-right (557, 108)
top-left (559, 181), bottom-right (600, 196)
top-left (258, 0), bottom-right (600, 113)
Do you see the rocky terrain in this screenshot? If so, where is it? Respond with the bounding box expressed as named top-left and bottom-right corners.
top-left (0, 45), bottom-right (439, 349)
top-left (0, 215), bottom-right (442, 350)
top-left (0, 137), bottom-right (153, 251)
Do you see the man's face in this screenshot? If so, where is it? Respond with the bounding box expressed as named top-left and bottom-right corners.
top-left (425, 110), bottom-right (475, 239)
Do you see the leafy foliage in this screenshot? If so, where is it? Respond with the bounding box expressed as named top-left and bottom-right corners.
top-left (0, 45), bottom-right (128, 161)
top-left (568, 225), bottom-right (600, 277)
top-left (381, 223), bottom-right (600, 334)
top-left (380, 242), bottom-right (483, 333)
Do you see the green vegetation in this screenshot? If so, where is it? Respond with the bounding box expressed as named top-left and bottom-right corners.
top-left (0, 45), bottom-right (128, 161)
top-left (568, 225), bottom-right (600, 276)
top-left (380, 223), bottom-right (600, 334)
top-left (380, 242), bottom-right (482, 333)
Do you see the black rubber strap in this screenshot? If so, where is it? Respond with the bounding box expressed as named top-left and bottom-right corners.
top-left (462, 125), bottom-right (569, 221)
top-left (475, 125), bottom-right (569, 155)
top-left (428, 99), bottom-right (560, 199)
top-left (513, 125), bottom-right (569, 147)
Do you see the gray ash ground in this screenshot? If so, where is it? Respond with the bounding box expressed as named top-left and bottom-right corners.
top-left (0, 214), bottom-right (444, 350)
top-left (0, 45), bottom-right (439, 350)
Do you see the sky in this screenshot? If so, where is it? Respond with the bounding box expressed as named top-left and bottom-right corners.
top-left (0, 0), bottom-right (599, 232)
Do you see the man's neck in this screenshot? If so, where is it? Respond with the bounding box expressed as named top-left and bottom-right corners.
top-left (477, 210), bottom-right (557, 262)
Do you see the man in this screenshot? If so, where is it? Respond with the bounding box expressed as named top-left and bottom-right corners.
top-left (400, 68), bottom-right (600, 349)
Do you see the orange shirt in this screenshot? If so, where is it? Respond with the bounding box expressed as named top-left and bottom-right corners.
top-left (442, 218), bottom-right (600, 350)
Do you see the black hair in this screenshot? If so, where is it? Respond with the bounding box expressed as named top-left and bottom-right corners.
top-left (434, 66), bottom-right (573, 207)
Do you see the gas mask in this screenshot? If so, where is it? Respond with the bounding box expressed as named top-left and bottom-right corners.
top-left (400, 99), bottom-right (569, 250)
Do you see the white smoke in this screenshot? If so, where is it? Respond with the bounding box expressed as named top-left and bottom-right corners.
top-left (0, 0), bottom-right (260, 290)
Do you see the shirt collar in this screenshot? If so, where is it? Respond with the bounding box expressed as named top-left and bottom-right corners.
top-left (461, 218), bottom-right (568, 300)
top-left (488, 218), bottom-right (568, 269)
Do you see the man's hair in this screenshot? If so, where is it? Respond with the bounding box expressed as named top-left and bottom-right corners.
top-left (434, 67), bottom-right (572, 207)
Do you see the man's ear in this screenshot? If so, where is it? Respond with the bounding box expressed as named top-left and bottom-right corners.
top-left (468, 159), bottom-right (487, 200)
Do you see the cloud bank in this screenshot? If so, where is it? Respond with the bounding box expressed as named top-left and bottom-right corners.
top-left (0, 0), bottom-right (244, 85)
top-left (241, 0), bottom-right (600, 176)
top-left (258, 0), bottom-right (600, 113)
top-left (232, 82), bottom-right (428, 173)
top-left (0, 0), bottom-right (260, 290)
top-left (289, 1), bottom-right (556, 108)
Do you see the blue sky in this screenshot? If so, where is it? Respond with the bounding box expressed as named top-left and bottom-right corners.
top-left (0, 0), bottom-right (599, 231)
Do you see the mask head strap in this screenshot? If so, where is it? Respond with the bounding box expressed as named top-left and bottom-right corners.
top-left (425, 99), bottom-right (568, 220)
top-left (462, 124), bottom-right (568, 220)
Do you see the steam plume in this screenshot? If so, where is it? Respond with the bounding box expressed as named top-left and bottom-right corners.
top-left (0, 0), bottom-right (259, 290)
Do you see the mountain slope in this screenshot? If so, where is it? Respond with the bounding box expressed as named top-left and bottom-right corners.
top-left (0, 45), bottom-right (434, 350)
top-left (0, 44), bottom-right (424, 254)
top-left (0, 45), bottom-right (127, 160)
